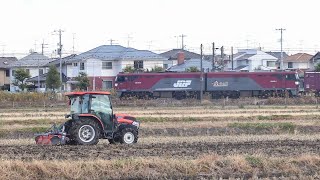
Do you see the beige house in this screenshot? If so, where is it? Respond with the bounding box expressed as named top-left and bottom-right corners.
top-left (284, 53), bottom-right (313, 70)
top-left (0, 57), bottom-right (18, 91)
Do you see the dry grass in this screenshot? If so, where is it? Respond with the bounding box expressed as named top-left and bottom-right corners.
top-left (0, 155), bottom-right (319, 179)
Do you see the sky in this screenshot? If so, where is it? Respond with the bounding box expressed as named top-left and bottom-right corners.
top-left (0, 0), bottom-right (319, 58)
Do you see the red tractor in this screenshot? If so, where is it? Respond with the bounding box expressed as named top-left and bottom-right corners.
top-left (35, 91), bottom-right (140, 145)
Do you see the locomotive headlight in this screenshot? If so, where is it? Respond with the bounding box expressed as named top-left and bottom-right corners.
top-left (114, 83), bottom-right (118, 87)
top-left (295, 81), bottom-right (300, 85)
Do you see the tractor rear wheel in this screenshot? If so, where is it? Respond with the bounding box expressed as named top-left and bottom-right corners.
top-left (69, 118), bottom-right (100, 145)
top-left (120, 128), bottom-right (138, 144)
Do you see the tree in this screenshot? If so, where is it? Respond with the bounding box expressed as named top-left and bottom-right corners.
top-left (186, 66), bottom-right (200, 72)
top-left (46, 65), bottom-right (61, 91)
top-left (75, 72), bottom-right (90, 90)
top-left (12, 68), bottom-right (30, 91)
top-left (123, 65), bottom-right (135, 73)
top-left (315, 63), bottom-right (320, 72)
top-left (150, 65), bottom-right (164, 72)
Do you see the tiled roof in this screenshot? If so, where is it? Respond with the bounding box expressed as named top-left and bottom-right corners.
top-left (284, 53), bottom-right (313, 63)
top-left (234, 54), bottom-right (255, 60)
top-left (160, 49), bottom-right (201, 60)
top-left (0, 57), bottom-right (18, 68)
top-left (266, 51), bottom-right (289, 60)
top-left (26, 73), bottom-right (68, 82)
top-left (10, 52), bottom-right (53, 67)
top-left (48, 54), bottom-right (77, 65)
top-left (69, 45), bottom-right (166, 62)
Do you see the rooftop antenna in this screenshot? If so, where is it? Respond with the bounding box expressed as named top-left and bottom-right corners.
top-left (72, 33), bottom-right (76, 54)
top-left (179, 34), bottom-right (187, 50)
top-left (127, 34), bottom-right (133, 47)
top-left (109, 39), bottom-right (116, 45)
top-left (0, 44), bottom-right (5, 57)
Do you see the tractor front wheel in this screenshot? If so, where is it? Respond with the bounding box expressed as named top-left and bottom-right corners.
top-left (70, 118), bottom-right (100, 145)
top-left (120, 128), bottom-right (138, 144)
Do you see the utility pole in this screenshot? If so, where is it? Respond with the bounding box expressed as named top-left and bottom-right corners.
top-left (212, 42), bottom-right (215, 71)
top-left (39, 40), bottom-right (48, 92)
top-left (41, 40), bottom-right (48, 55)
top-left (220, 46), bottom-right (224, 71)
top-left (276, 28), bottom-right (286, 70)
top-left (200, 44), bottom-right (203, 103)
top-left (54, 29), bottom-right (64, 91)
top-left (231, 46), bottom-right (234, 70)
top-left (179, 34), bottom-right (186, 50)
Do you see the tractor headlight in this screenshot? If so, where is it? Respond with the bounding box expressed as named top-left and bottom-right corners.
top-left (295, 81), bottom-right (300, 85)
top-left (132, 121), bottom-right (140, 128)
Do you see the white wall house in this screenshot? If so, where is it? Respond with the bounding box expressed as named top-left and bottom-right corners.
top-left (9, 52), bottom-right (52, 92)
top-left (63, 45), bottom-right (167, 91)
top-left (283, 53), bottom-right (313, 70)
top-left (233, 49), bottom-right (278, 72)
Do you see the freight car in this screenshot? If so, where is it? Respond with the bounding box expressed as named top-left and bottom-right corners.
top-left (114, 72), bottom-right (300, 99)
top-left (304, 71), bottom-right (320, 96)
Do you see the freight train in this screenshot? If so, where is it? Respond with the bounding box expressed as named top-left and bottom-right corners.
top-left (304, 71), bottom-right (320, 96)
top-left (114, 71), bottom-right (301, 99)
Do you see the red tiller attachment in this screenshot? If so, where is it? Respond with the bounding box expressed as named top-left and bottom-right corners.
top-left (35, 124), bottom-right (67, 145)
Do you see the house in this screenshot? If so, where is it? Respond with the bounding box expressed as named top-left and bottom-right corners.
top-left (9, 52), bottom-right (53, 92)
top-left (309, 52), bottom-right (320, 69)
top-left (0, 57), bottom-right (18, 91)
top-left (64, 45), bottom-right (167, 91)
top-left (233, 49), bottom-right (278, 72)
top-left (160, 49), bottom-right (201, 69)
top-left (283, 53), bottom-right (313, 70)
top-left (47, 54), bottom-right (77, 90)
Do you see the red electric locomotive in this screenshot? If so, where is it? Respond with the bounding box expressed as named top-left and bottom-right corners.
top-left (115, 71), bottom-right (300, 99)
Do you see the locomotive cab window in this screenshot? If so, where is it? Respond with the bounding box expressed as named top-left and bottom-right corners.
top-left (115, 76), bottom-right (126, 82)
top-left (286, 74), bottom-right (296, 80)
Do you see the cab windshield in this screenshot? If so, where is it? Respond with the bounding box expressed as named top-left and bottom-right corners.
top-left (69, 95), bottom-right (89, 114)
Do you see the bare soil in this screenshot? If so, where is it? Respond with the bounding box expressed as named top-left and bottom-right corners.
top-left (1, 139), bottom-right (320, 161)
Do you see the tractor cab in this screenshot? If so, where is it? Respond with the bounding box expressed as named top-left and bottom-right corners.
top-left (68, 92), bottom-right (114, 132)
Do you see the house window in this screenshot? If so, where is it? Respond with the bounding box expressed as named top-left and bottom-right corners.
top-left (267, 61), bottom-right (276, 67)
top-left (102, 62), bottom-right (112, 69)
top-left (163, 64), bottom-right (168, 69)
top-left (39, 69), bottom-right (44, 75)
top-left (5, 70), bottom-right (9, 77)
top-left (134, 61), bottom-right (143, 69)
top-left (12, 70), bottom-right (15, 76)
top-left (102, 80), bottom-right (113, 90)
top-left (80, 63), bottom-right (85, 70)
top-left (288, 62), bottom-right (293, 68)
top-left (73, 63), bottom-right (78, 67)
top-left (25, 69), bottom-right (30, 74)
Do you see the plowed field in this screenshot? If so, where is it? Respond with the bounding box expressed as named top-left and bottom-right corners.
top-left (1, 105), bottom-right (320, 179)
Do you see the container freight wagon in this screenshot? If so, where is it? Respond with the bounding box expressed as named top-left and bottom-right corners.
top-left (304, 72), bottom-right (320, 96)
top-left (115, 72), bottom-right (300, 99)
top-left (115, 73), bottom-right (204, 99)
